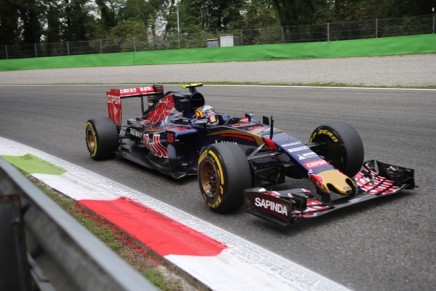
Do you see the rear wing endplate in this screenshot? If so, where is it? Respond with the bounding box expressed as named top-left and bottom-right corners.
top-left (106, 85), bottom-right (164, 126)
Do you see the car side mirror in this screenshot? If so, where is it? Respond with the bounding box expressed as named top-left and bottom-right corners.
top-left (262, 116), bottom-right (269, 125)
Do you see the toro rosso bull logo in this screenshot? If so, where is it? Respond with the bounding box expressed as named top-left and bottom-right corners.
top-left (144, 134), bottom-right (168, 158)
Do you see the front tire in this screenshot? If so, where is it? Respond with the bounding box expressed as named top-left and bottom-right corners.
top-left (198, 143), bottom-right (252, 213)
top-left (310, 121), bottom-right (364, 177)
top-left (85, 117), bottom-right (119, 160)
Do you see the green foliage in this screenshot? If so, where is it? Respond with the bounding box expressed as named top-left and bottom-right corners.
top-left (110, 19), bottom-right (148, 38)
top-left (243, 0), bottom-right (280, 28)
top-left (177, 0), bottom-right (246, 31)
top-left (0, 0), bottom-right (20, 44)
top-left (63, 0), bottom-right (97, 41)
top-left (19, 0), bottom-right (44, 43)
top-left (95, 0), bottom-right (117, 31)
top-left (105, 19), bottom-right (149, 51)
top-left (0, 0), bottom-right (432, 46)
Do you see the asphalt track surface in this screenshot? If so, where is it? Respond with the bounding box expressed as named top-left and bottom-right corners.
top-left (1, 54), bottom-right (436, 290)
top-left (1, 82), bottom-right (435, 290)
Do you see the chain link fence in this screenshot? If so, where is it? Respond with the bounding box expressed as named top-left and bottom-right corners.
top-left (1, 14), bottom-right (434, 60)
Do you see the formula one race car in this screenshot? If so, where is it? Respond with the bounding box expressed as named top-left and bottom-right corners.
top-left (85, 83), bottom-right (415, 225)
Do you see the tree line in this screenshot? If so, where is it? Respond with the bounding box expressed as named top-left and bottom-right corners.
top-left (0, 0), bottom-right (432, 46)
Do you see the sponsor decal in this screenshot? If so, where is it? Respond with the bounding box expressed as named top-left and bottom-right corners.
top-left (129, 128), bottom-right (142, 138)
top-left (144, 134), bottom-right (168, 158)
top-left (107, 94), bottom-right (122, 126)
top-left (119, 86), bottom-right (154, 95)
top-left (107, 94), bottom-right (121, 104)
top-left (120, 88), bottom-right (140, 94)
top-left (191, 119), bottom-right (208, 125)
top-left (254, 197), bottom-right (288, 216)
top-left (287, 146), bottom-right (309, 153)
top-left (214, 140), bottom-right (238, 145)
top-left (304, 159), bottom-right (328, 169)
top-left (166, 132), bottom-right (175, 143)
top-left (315, 129), bottom-right (339, 143)
top-left (298, 152), bottom-right (317, 160)
top-left (281, 141), bottom-right (301, 147)
top-left (206, 195), bottom-right (222, 209)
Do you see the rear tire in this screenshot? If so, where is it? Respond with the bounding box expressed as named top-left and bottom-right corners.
top-left (85, 117), bottom-right (119, 160)
top-left (310, 121), bottom-right (364, 177)
top-left (198, 143), bottom-right (252, 213)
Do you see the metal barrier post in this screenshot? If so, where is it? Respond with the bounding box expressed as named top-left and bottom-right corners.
top-left (0, 194), bottom-right (31, 291)
top-left (375, 18), bottom-right (378, 38)
top-left (433, 8), bottom-right (435, 34)
top-left (281, 26), bottom-right (284, 43)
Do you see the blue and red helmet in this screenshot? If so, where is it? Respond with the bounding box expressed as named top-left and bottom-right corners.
top-left (195, 105), bottom-right (218, 126)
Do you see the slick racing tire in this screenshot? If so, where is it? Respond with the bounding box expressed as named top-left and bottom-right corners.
top-left (198, 143), bottom-right (252, 213)
top-left (310, 121), bottom-right (364, 177)
top-left (85, 117), bottom-right (119, 160)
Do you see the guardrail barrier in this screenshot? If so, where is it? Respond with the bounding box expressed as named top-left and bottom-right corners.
top-left (0, 157), bottom-right (157, 291)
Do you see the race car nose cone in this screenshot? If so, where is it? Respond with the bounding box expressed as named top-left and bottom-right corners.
top-left (310, 169), bottom-right (356, 195)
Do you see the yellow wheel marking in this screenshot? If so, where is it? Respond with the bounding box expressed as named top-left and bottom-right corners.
top-left (208, 150), bottom-right (224, 185)
top-left (199, 149), bottom-right (208, 162)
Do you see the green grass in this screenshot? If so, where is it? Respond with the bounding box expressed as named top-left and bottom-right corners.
top-left (1, 34), bottom-right (435, 71)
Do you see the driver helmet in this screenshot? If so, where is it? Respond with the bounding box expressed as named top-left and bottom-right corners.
top-left (195, 105), bottom-right (218, 125)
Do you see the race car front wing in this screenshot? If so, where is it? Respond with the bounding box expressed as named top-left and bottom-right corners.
top-left (244, 160), bottom-right (415, 226)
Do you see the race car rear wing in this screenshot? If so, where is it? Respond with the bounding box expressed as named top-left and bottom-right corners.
top-left (106, 85), bottom-right (164, 126)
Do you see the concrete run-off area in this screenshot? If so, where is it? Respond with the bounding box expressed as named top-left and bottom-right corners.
top-left (0, 54), bottom-right (435, 87)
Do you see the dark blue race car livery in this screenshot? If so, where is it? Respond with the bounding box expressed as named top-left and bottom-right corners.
top-left (85, 84), bottom-right (415, 225)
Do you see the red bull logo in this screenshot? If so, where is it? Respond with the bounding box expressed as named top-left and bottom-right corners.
top-left (309, 173), bottom-right (324, 188)
top-left (144, 134), bottom-right (168, 158)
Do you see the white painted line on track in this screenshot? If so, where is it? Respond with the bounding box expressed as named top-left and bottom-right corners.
top-left (204, 84), bottom-right (436, 92)
top-left (1, 83), bottom-right (435, 91)
top-left (0, 136), bottom-right (349, 290)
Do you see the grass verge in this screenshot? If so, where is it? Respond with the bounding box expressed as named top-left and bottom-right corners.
top-left (1, 34), bottom-right (435, 71)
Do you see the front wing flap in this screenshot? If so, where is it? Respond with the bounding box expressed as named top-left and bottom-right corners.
top-left (244, 160), bottom-right (415, 226)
